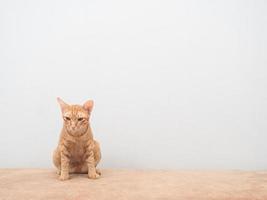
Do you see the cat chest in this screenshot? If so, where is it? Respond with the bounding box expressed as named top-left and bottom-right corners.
top-left (67, 141), bottom-right (87, 162)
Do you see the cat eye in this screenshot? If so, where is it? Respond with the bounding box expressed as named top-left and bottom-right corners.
top-left (64, 117), bottom-right (71, 121)
top-left (78, 118), bottom-right (84, 121)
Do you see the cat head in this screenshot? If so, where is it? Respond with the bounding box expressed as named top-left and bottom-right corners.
top-left (57, 97), bottom-right (93, 136)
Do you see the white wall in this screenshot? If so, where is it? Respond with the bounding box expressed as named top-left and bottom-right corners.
top-left (0, 0), bottom-right (267, 170)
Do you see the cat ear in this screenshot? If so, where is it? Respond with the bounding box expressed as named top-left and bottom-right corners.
top-left (83, 100), bottom-right (94, 113)
top-left (57, 97), bottom-right (69, 112)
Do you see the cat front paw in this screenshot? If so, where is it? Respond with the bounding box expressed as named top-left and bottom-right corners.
top-left (59, 174), bottom-right (69, 181)
top-left (88, 172), bottom-right (100, 179)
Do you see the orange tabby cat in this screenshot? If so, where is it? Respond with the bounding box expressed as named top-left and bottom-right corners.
top-left (53, 98), bottom-right (101, 181)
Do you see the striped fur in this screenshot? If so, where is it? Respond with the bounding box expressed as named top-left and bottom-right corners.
top-left (53, 98), bottom-right (101, 181)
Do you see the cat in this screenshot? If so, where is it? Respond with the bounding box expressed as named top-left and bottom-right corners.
top-left (53, 98), bottom-right (101, 181)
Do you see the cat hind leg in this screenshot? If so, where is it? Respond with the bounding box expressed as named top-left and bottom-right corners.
top-left (52, 148), bottom-right (61, 174)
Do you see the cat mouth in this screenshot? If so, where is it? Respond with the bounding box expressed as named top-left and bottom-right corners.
top-left (67, 129), bottom-right (87, 137)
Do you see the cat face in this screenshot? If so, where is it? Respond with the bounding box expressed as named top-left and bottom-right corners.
top-left (57, 98), bottom-right (93, 136)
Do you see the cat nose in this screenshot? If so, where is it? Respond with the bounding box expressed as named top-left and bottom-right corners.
top-left (71, 123), bottom-right (76, 129)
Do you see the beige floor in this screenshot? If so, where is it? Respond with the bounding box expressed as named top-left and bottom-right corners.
top-left (0, 169), bottom-right (267, 200)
